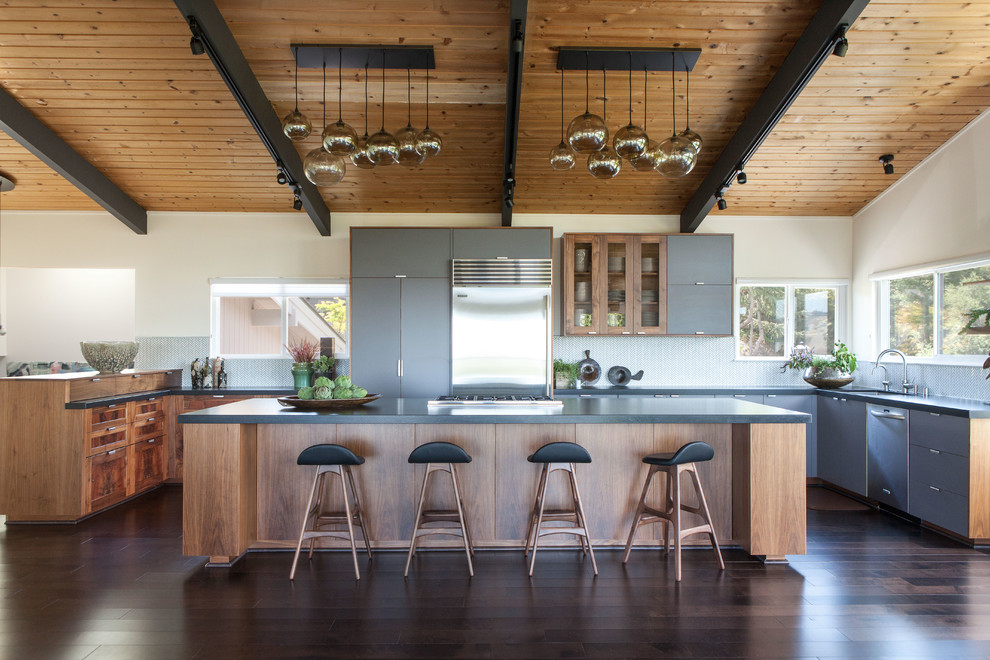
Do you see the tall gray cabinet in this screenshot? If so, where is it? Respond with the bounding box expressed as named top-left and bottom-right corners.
top-left (666, 235), bottom-right (733, 335)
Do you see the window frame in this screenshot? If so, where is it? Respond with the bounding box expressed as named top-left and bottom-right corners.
top-left (735, 279), bottom-right (849, 361)
top-left (209, 278), bottom-right (349, 359)
top-left (874, 256), bottom-right (990, 366)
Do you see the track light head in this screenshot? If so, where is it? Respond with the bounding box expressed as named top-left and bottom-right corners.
top-left (276, 170), bottom-right (287, 185)
top-left (832, 27), bottom-right (849, 57)
top-left (189, 35), bottom-right (205, 56)
top-left (879, 154), bottom-right (894, 175)
top-left (292, 189), bottom-right (302, 210)
top-left (716, 194), bottom-right (727, 211)
top-left (737, 170), bottom-right (747, 185)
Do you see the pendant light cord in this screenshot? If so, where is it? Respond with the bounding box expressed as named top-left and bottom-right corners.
top-left (322, 58), bottom-right (327, 129)
top-left (406, 67), bottom-right (412, 126)
top-left (364, 63), bottom-right (369, 137)
top-left (559, 68), bottom-right (565, 140)
top-left (684, 61), bottom-right (691, 129)
top-left (584, 51), bottom-right (590, 114)
top-left (602, 66), bottom-right (607, 124)
top-left (670, 53), bottom-right (675, 137)
top-left (293, 47), bottom-right (300, 112)
top-left (643, 67), bottom-right (648, 131)
top-left (337, 48), bottom-right (343, 122)
top-left (627, 53), bottom-right (632, 126)
top-left (424, 70), bottom-right (430, 129)
top-left (380, 49), bottom-right (386, 130)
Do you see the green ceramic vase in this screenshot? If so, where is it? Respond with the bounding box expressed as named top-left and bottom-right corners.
top-left (290, 362), bottom-right (314, 389)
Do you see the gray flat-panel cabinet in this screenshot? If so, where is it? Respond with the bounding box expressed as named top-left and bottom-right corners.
top-left (817, 395), bottom-right (867, 496)
top-left (866, 404), bottom-right (909, 510)
top-left (764, 394), bottom-right (817, 477)
top-left (452, 228), bottom-right (551, 259)
top-left (351, 227), bottom-right (451, 278)
top-left (350, 277), bottom-right (451, 398)
top-left (666, 285), bottom-right (732, 335)
top-left (349, 278), bottom-right (402, 398)
top-left (398, 278), bottom-right (451, 398)
top-left (667, 235), bottom-right (733, 285)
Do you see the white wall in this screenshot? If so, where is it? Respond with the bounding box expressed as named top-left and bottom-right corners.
top-left (1, 209), bottom-right (851, 338)
top-left (852, 108), bottom-right (990, 354)
top-left (4, 267), bottom-right (135, 362)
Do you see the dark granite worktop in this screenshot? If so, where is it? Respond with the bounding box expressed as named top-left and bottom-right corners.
top-left (177, 396), bottom-right (812, 425)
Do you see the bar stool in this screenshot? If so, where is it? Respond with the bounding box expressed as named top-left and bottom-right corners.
top-left (524, 441), bottom-right (597, 576)
top-left (622, 441), bottom-right (724, 581)
top-left (290, 444), bottom-right (373, 581)
top-left (404, 441), bottom-right (475, 577)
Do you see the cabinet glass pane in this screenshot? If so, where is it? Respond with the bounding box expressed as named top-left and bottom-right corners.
top-left (572, 240), bottom-right (595, 328)
top-left (639, 241), bottom-right (661, 329)
top-left (605, 241), bottom-right (628, 330)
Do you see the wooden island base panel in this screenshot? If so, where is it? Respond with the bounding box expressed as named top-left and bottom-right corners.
top-left (179, 398), bottom-right (808, 565)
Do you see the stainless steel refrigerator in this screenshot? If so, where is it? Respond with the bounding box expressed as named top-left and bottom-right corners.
top-left (451, 258), bottom-right (552, 396)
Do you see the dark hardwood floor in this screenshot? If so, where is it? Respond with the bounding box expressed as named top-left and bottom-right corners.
top-left (3, 485), bottom-right (990, 659)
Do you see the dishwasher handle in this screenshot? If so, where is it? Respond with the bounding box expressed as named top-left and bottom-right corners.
top-left (869, 409), bottom-right (906, 420)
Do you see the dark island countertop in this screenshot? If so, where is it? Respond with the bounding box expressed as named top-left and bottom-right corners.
top-left (177, 396), bottom-right (812, 425)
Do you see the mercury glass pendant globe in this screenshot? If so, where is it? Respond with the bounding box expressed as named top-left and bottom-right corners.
top-left (549, 140), bottom-right (576, 171)
top-left (395, 125), bottom-right (426, 167)
top-left (322, 120), bottom-right (358, 156)
top-left (415, 127), bottom-right (442, 158)
top-left (656, 134), bottom-right (698, 178)
top-left (587, 145), bottom-right (621, 179)
top-left (366, 129), bottom-right (399, 166)
top-left (303, 147), bottom-right (345, 186)
top-left (350, 135), bottom-right (377, 170)
top-left (613, 124), bottom-right (649, 160)
top-left (628, 139), bottom-right (661, 171)
top-left (679, 126), bottom-right (703, 154)
top-left (566, 112), bottom-right (608, 154)
top-left (281, 109), bottom-right (311, 141)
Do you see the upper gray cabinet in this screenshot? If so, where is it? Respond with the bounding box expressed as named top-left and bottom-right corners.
top-left (351, 227), bottom-right (452, 278)
top-left (667, 235), bottom-right (733, 285)
top-left (452, 227), bottom-right (552, 259)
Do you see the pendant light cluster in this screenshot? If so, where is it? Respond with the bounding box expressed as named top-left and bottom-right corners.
top-left (551, 49), bottom-right (702, 180)
top-left (281, 46), bottom-right (442, 187)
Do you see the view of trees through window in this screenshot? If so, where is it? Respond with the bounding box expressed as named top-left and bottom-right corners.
top-left (311, 297), bottom-right (347, 336)
top-left (738, 285), bottom-right (839, 358)
top-left (794, 288), bottom-right (835, 355)
top-left (888, 274), bottom-right (934, 357)
top-left (942, 265), bottom-right (990, 355)
top-left (738, 286), bottom-right (785, 356)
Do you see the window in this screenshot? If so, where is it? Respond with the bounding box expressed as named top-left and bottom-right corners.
top-left (877, 260), bottom-right (990, 361)
top-left (736, 281), bottom-right (846, 359)
top-left (210, 279), bottom-right (348, 358)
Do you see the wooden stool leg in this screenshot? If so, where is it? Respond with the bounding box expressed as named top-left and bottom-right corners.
top-left (290, 468), bottom-right (323, 580)
top-left (622, 466), bottom-right (656, 563)
top-left (449, 463), bottom-right (474, 577)
top-left (688, 465), bottom-right (725, 571)
top-left (663, 467), bottom-right (673, 555)
top-left (569, 464), bottom-right (597, 576)
top-left (569, 477), bottom-right (588, 555)
top-left (308, 470), bottom-right (327, 560)
top-left (524, 465), bottom-right (549, 557)
top-left (673, 465), bottom-right (683, 582)
top-left (346, 466), bottom-right (373, 560)
top-left (338, 467), bottom-right (361, 580)
top-left (404, 465), bottom-right (432, 577)
top-left (528, 465), bottom-right (552, 577)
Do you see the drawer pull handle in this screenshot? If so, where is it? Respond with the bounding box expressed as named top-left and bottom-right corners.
top-left (930, 412), bottom-right (940, 417)
top-left (107, 426), bottom-right (118, 431)
top-left (882, 488), bottom-right (891, 495)
top-left (929, 448), bottom-right (941, 455)
top-left (929, 485), bottom-right (941, 492)
top-left (695, 282), bottom-right (705, 285)
top-left (579, 394), bottom-right (592, 397)
top-left (767, 395), bottom-right (777, 398)
top-left (588, 331), bottom-right (597, 335)
top-left (636, 331), bottom-right (646, 335)
top-left (107, 449), bottom-right (117, 455)
top-left (148, 439), bottom-right (155, 444)
top-left (108, 404), bottom-right (116, 408)
top-left (132, 374), bottom-right (141, 378)
top-left (92, 378), bottom-right (101, 382)
top-left (670, 394), bottom-right (680, 398)
top-left (212, 395), bottom-right (225, 398)
top-left (621, 331), bottom-right (630, 335)
top-left (733, 394), bottom-right (746, 398)
top-left (146, 417), bottom-right (155, 423)
top-left (148, 397), bottom-right (156, 401)
top-left (695, 331), bottom-right (705, 335)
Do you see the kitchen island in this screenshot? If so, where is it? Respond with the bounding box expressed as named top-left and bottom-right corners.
top-left (179, 397), bottom-right (810, 565)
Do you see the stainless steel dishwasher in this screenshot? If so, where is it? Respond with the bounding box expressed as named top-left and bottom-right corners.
top-left (867, 404), bottom-right (909, 510)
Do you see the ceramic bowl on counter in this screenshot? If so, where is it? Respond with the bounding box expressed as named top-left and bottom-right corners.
top-left (80, 340), bottom-right (140, 374)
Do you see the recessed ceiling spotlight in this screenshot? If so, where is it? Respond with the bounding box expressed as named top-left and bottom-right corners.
top-left (879, 154), bottom-right (894, 175)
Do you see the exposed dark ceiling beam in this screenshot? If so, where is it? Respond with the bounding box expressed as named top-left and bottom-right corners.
top-left (174, 0), bottom-right (332, 236)
top-left (501, 0), bottom-right (528, 227)
top-left (679, 0), bottom-right (871, 233)
top-left (0, 85), bottom-right (147, 234)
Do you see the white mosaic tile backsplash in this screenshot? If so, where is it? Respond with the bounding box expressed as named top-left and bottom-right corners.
top-left (135, 336), bottom-right (349, 388)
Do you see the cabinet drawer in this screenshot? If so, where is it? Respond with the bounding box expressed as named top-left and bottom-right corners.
top-left (129, 436), bottom-right (165, 494)
top-left (909, 410), bottom-right (969, 456)
top-left (114, 372), bottom-right (156, 396)
top-left (86, 425), bottom-right (129, 457)
top-left (69, 375), bottom-right (117, 401)
top-left (133, 396), bottom-right (165, 420)
top-left (909, 479), bottom-right (969, 537)
top-left (87, 448), bottom-right (128, 513)
top-left (88, 403), bottom-right (128, 431)
top-left (182, 394), bottom-right (248, 411)
top-left (909, 444), bottom-right (969, 497)
top-left (133, 415), bottom-right (164, 442)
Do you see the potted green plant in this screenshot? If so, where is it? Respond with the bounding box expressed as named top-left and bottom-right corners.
top-left (960, 308), bottom-right (990, 335)
top-left (782, 341), bottom-right (858, 389)
top-left (285, 339), bottom-right (319, 389)
top-left (312, 354), bottom-right (335, 382)
top-left (553, 358), bottom-right (581, 389)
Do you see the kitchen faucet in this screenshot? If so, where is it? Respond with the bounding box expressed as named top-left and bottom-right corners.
top-left (874, 348), bottom-right (914, 394)
top-left (871, 363), bottom-right (890, 391)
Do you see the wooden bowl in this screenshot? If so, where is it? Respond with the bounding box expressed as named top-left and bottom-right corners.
top-left (276, 394), bottom-right (381, 410)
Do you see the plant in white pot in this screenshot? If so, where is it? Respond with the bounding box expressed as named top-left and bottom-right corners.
top-left (782, 341), bottom-right (857, 389)
top-left (553, 358), bottom-right (581, 389)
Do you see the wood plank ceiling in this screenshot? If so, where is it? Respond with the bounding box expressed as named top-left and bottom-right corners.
top-left (0, 0), bottom-right (988, 221)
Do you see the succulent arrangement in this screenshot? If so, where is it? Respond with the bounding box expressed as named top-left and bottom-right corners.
top-left (297, 375), bottom-right (368, 400)
top-left (782, 341), bottom-right (857, 376)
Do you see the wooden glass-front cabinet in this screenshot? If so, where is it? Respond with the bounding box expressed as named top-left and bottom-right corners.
top-left (563, 234), bottom-right (666, 336)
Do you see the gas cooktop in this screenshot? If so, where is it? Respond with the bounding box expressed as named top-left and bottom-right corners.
top-left (428, 395), bottom-right (563, 406)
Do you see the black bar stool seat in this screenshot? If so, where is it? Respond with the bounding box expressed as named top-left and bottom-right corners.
top-left (290, 444), bottom-right (373, 581)
top-left (405, 441), bottom-right (475, 577)
top-left (623, 441), bottom-right (724, 581)
top-left (524, 441), bottom-right (597, 576)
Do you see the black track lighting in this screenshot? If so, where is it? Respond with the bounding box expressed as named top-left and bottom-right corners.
top-left (736, 164), bottom-right (747, 185)
top-left (190, 35), bottom-right (205, 56)
top-left (832, 27), bottom-right (848, 58)
top-left (716, 194), bottom-right (727, 211)
top-left (879, 154), bottom-right (894, 175)
top-left (293, 195), bottom-right (303, 211)
top-left (276, 170), bottom-right (287, 185)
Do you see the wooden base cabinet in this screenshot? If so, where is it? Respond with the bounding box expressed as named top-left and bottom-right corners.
top-left (168, 394), bottom-right (254, 482)
top-left (130, 437), bottom-right (166, 494)
top-left (86, 447), bottom-right (128, 513)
